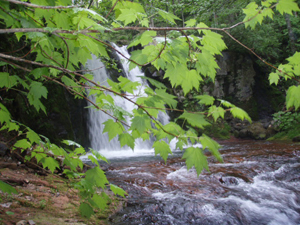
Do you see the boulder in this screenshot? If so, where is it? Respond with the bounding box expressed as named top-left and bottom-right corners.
top-left (248, 122), bottom-right (267, 140)
top-left (292, 135), bottom-right (300, 142)
top-left (235, 122), bottom-right (269, 140)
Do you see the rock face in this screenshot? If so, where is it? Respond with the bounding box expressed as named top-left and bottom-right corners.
top-left (203, 52), bottom-right (256, 103)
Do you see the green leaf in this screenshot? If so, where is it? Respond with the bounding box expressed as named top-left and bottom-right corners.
top-left (140, 31), bottom-right (157, 46)
top-left (196, 95), bottom-right (215, 106)
top-left (130, 113), bottom-right (151, 134)
top-left (286, 85), bottom-right (300, 110)
top-left (140, 76), bottom-right (167, 89)
top-left (243, 2), bottom-right (259, 29)
top-left (182, 147), bottom-right (209, 176)
top-left (118, 76), bottom-right (139, 94)
top-left (110, 184), bottom-right (127, 197)
top-left (85, 167), bottom-right (109, 189)
top-left (208, 105), bottom-right (225, 121)
top-left (62, 140), bottom-right (82, 148)
top-left (219, 99), bottom-right (235, 108)
top-left (0, 72), bottom-right (18, 89)
top-left (287, 52), bottom-right (300, 65)
top-left (90, 149), bottom-right (109, 163)
top-left (27, 81), bottom-right (48, 113)
top-left (103, 119), bottom-right (123, 141)
top-left (73, 8), bottom-right (107, 22)
top-left (0, 103), bottom-right (11, 124)
top-left (79, 202), bottom-right (94, 218)
top-left (276, 0), bottom-right (299, 15)
top-left (26, 128), bottom-right (41, 144)
top-left (30, 68), bottom-right (49, 79)
top-left (0, 180), bottom-right (17, 194)
top-left (153, 140), bottom-right (172, 163)
top-left (157, 8), bottom-right (181, 24)
top-left (181, 69), bottom-right (202, 95)
top-left (14, 139), bottom-right (31, 150)
top-left (88, 155), bottom-right (100, 167)
top-left (155, 89), bottom-right (177, 109)
top-left (91, 193), bottom-right (108, 210)
top-left (185, 19), bottom-right (197, 27)
top-left (118, 133), bottom-right (135, 150)
top-left (117, 9), bottom-right (138, 26)
top-left (43, 157), bottom-right (60, 173)
top-left (5, 211), bottom-right (14, 215)
top-left (199, 134), bottom-right (222, 162)
top-left (178, 111), bottom-right (210, 129)
top-left (269, 72), bottom-right (280, 85)
top-left (231, 107), bottom-right (252, 122)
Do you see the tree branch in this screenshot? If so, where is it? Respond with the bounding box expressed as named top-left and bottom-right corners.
top-left (0, 52), bottom-right (178, 138)
top-left (3, 0), bottom-right (78, 9)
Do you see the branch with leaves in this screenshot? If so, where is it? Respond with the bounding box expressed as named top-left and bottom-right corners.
top-left (0, 0), bottom-right (300, 219)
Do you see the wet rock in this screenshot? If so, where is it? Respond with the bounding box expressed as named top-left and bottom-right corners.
top-left (219, 176), bottom-right (239, 185)
top-left (0, 142), bottom-right (8, 157)
top-left (292, 135), bottom-right (300, 142)
top-left (235, 122), bottom-right (269, 140)
top-left (248, 122), bottom-right (267, 140)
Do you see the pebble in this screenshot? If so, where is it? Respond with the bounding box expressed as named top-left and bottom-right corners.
top-left (16, 220), bottom-right (27, 225)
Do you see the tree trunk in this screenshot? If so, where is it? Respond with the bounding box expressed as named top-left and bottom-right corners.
top-left (285, 14), bottom-right (296, 54)
top-left (150, 2), bottom-right (154, 27)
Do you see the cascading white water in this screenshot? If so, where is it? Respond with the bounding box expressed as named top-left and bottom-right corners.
top-left (85, 45), bottom-right (171, 159)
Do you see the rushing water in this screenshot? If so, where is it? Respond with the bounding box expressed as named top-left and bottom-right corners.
top-left (106, 140), bottom-right (300, 225)
top-left (85, 45), bottom-right (171, 159)
top-left (84, 47), bottom-right (300, 224)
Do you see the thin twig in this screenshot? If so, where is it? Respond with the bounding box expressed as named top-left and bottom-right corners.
top-left (222, 29), bottom-right (300, 83)
top-left (105, 0), bottom-right (120, 19)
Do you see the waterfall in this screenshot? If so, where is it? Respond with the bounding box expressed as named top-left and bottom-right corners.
top-left (85, 45), bottom-right (171, 159)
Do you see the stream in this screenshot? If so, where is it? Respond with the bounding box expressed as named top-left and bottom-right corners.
top-left (105, 140), bottom-right (300, 225)
top-left (84, 46), bottom-right (300, 224)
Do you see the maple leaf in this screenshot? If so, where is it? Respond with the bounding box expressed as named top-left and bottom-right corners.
top-left (269, 72), bottom-right (280, 85)
top-left (118, 133), bottom-right (135, 150)
top-left (276, 0), bottom-right (300, 15)
top-left (110, 184), bottom-right (127, 197)
top-left (208, 105), bottom-right (226, 121)
top-left (199, 134), bottom-right (222, 162)
top-left (178, 111), bottom-right (210, 129)
top-left (182, 147), bottom-right (209, 176)
top-left (286, 85), bottom-right (300, 110)
top-left (103, 119), bottom-right (124, 141)
top-left (153, 140), bottom-right (172, 163)
top-left (43, 157), bottom-right (60, 173)
top-left (231, 107), bottom-right (252, 122)
top-left (130, 113), bottom-right (151, 134)
top-left (196, 95), bottom-right (215, 106)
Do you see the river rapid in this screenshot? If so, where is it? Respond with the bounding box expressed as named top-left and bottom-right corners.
top-left (105, 140), bottom-right (300, 225)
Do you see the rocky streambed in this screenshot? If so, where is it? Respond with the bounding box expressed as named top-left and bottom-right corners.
top-left (106, 140), bottom-right (300, 225)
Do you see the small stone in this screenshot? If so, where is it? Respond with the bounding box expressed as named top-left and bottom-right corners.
top-left (0, 202), bottom-right (12, 208)
top-left (28, 220), bottom-right (36, 225)
top-left (16, 220), bottom-right (27, 225)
